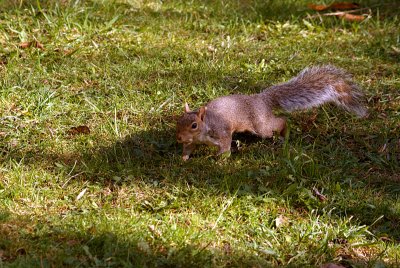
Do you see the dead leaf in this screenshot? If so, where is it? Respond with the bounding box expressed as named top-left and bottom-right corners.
top-left (308, 3), bottom-right (329, 11)
top-left (33, 41), bottom-right (44, 50)
top-left (308, 2), bottom-right (360, 11)
top-left (19, 41), bottom-right (45, 50)
top-left (380, 236), bottom-right (392, 242)
top-left (63, 48), bottom-right (79, 56)
top-left (19, 42), bottom-right (31, 49)
top-left (337, 13), bottom-right (366, 21)
top-left (330, 2), bottom-right (360, 10)
top-left (67, 125), bottom-right (90, 135)
top-left (312, 187), bottom-right (327, 201)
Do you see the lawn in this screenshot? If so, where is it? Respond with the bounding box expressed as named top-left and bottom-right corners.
top-left (0, 0), bottom-right (399, 267)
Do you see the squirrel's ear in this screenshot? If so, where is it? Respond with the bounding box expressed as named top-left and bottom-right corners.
top-left (197, 106), bottom-right (207, 121)
top-left (184, 103), bottom-right (191, 113)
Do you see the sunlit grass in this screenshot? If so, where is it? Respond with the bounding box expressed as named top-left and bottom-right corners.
top-left (0, 0), bottom-right (399, 267)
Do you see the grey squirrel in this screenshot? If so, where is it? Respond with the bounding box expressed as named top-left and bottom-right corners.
top-left (176, 65), bottom-right (367, 160)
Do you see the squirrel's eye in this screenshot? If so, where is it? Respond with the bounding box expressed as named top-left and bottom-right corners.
top-left (191, 122), bottom-right (197, 129)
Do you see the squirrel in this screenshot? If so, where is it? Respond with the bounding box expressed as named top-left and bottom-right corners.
top-left (176, 65), bottom-right (367, 161)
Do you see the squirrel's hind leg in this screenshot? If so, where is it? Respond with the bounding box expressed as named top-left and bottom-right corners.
top-left (275, 117), bottom-right (287, 137)
top-left (256, 117), bottom-right (287, 138)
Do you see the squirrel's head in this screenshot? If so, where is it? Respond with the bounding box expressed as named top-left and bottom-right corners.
top-left (176, 103), bottom-right (206, 144)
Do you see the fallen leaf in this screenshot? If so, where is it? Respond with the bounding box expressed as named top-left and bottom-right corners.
top-left (308, 2), bottom-right (360, 11)
top-left (67, 125), bottom-right (90, 135)
top-left (337, 13), bottom-right (366, 21)
top-left (19, 41), bottom-right (45, 50)
top-left (380, 236), bottom-right (392, 242)
top-left (330, 2), bottom-right (360, 10)
top-left (308, 3), bottom-right (329, 11)
top-left (19, 42), bottom-right (31, 49)
top-left (63, 48), bottom-right (79, 56)
top-left (312, 187), bottom-right (327, 201)
top-left (33, 41), bottom-right (44, 50)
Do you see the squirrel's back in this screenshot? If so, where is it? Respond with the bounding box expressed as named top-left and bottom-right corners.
top-left (206, 94), bottom-right (272, 133)
top-left (261, 65), bottom-right (367, 117)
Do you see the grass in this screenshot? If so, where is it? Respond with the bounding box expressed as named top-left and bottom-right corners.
top-left (0, 0), bottom-right (399, 267)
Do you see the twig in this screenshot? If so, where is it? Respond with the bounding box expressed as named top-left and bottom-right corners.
top-left (62, 171), bottom-right (84, 188)
top-left (307, 8), bottom-right (372, 19)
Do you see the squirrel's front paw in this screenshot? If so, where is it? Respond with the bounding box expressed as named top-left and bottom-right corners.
top-left (182, 155), bottom-right (190, 161)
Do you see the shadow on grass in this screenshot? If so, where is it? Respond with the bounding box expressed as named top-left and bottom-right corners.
top-left (0, 209), bottom-right (269, 267)
top-left (5, 113), bottom-right (399, 234)
top-left (2, 114), bottom-right (399, 266)
top-left (86, 120), bottom-right (400, 230)
top-left (2, 208), bottom-right (398, 267)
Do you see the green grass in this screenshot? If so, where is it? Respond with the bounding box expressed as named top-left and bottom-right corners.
top-left (0, 0), bottom-right (399, 267)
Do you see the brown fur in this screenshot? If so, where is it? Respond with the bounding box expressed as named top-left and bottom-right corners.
top-left (176, 65), bottom-right (367, 160)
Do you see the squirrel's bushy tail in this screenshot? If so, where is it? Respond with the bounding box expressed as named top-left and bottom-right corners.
top-left (262, 65), bottom-right (367, 117)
